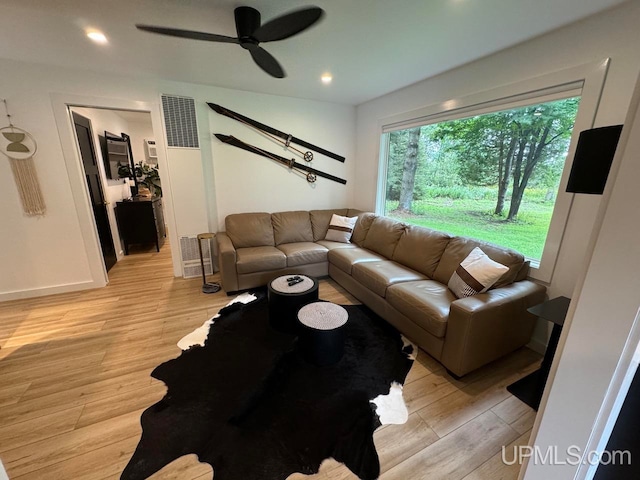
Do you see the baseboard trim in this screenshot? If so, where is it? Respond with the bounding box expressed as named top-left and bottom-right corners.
top-left (0, 280), bottom-right (103, 303)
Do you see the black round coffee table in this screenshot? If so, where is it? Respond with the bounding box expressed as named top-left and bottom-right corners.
top-left (268, 274), bottom-right (319, 332)
top-left (297, 302), bottom-right (349, 366)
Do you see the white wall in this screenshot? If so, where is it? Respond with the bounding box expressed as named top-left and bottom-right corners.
top-left (0, 58), bottom-right (355, 300)
top-left (126, 120), bottom-right (155, 167)
top-left (0, 83), bottom-right (92, 298)
top-left (523, 68), bottom-right (640, 480)
top-left (209, 93), bottom-right (354, 227)
top-left (355, 1), bottom-right (640, 300)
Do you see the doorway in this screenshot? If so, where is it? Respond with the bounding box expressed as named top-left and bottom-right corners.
top-left (69, 105), bottom-right (169, 277)
top-left (51, 93), bottom-right (181, 290)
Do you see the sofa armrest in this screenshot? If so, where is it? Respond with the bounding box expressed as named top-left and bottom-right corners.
top-left (216, 232), bottom-right (239, 293)
top-left (441, 280), bottom-right (546, 377)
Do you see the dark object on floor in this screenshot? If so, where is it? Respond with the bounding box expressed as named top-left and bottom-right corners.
top-left (268, 274), bottom-right (318, 332)
top-left (507, 296), bottom-right (569, 410)
top-left (197, 233), bottom-right (220, 294)
top-left (298, 302), bottom-right (348, 366)
top-left (115, 197), bottom-right (166, 254)
top-left (121, 291), bottom-right (414, 480)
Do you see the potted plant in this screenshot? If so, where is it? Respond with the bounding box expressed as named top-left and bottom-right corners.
top-left (118, 161), bottom-right (162, 197)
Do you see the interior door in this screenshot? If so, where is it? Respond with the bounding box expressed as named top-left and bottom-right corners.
top-left (72, 112), bottom-right (117, 272)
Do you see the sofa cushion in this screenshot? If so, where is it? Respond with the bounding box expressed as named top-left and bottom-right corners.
top-left (236, 246), bottom-right (286, 274)
top-left (276, 242), bottom-right (328, 267)
top-left (325, 214), bottom-right (358, 243)
top-left (392, 225), bottom-right (451, 278)
top-left (272, 211), bottom-right (314, 245)
top-left (515, 260), bottom-right (531, 282)
top-left (432, 236), bottom-right (524, 288)
top-left (362, 217), bottom-right (406, 259)
top-left (226, 212), bottom-right (275, 248)
top-left (387, 280), bottom-right (456, 338)
top-left (328, 247), bottom-right (386, 275)
top-left (310, 209), bottom-right (349, 241)
top-left (352, 261), bottom-right (427, 298)
top-left (448, 247), bottom-right (509, 298)
top-left (350, 213), bottom-right (376, 246)
top-left (316, 240), bottom-right (358, 251)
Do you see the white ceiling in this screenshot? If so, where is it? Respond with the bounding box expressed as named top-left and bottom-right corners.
top-left (0, 0), bottom-right (628, 105)
top-left (112, 110), bottom-right (153, 124)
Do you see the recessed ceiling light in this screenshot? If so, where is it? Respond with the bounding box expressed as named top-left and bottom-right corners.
top-left (321, 73), bottom-right (333, 85)
top-left (86, 30), bottom-right (108, 44)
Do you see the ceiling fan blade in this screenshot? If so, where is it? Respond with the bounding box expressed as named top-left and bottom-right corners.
top-left (136, 25), bottom-right (239, 44)
top-left (247, 46), bottom-right (285, 78)
top-left (253, 7), bottom-right (324, 43)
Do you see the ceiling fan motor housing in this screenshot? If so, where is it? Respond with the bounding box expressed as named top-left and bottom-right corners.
top-left (235, 6), bottom-right (261, 47)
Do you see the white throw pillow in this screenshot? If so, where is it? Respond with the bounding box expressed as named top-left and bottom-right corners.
top-left (324, 214), bottom-right (358, 243)
top-left (448, 247), bottom-right (509, 298)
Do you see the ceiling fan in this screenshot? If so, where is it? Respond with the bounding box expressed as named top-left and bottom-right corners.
top-left (136, 5), bottom-right (324, 79)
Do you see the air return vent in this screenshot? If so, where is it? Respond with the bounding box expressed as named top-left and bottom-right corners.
top-left (161, 95), bottom-right (199, 148)
top-left (179, 235), bottom-right (212, 279)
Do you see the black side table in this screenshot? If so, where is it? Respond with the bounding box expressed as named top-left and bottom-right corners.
top-left (268, 275), bottom-right (319, 332)
top-left (298, 302), bottom-right (349, 366)
top-left (507, 296), bottom-right (571, 410)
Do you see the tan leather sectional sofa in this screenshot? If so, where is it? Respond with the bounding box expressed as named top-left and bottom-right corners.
top-left (217, 208), bottom-right (546, 376)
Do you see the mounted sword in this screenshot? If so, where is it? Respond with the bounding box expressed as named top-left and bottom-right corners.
top-left (214, 134), bottom-right (347, 185)
top-left (208, 102), bottom-right (345, 163)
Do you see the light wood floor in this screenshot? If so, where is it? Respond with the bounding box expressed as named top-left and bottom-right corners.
top-left (0, 241), bottom-right (540, 480)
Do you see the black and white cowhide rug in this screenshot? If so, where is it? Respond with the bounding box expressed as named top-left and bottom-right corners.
top-left (122, 291), bottom-right (415, 480)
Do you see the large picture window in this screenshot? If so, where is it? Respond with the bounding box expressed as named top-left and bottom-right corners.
top-left (381, 96), bottom-right (580, 263)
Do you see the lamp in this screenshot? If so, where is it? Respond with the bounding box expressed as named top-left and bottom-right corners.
top-left (566, 125), bottom-right (623, 194)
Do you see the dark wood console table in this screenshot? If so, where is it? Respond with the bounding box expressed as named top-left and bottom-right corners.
top-left (115, 197), bottom-right (166, 254)
top-left (507, 296), bottom-right (571, 410)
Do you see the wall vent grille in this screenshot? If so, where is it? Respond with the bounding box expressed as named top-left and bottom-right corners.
top-left (161, 95), bottom-right (199, 148)
top-left (179, 235), bottom-right (212, 279)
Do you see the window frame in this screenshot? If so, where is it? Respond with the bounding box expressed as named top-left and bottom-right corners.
top-left (375, 60), bottom-right (610, 283)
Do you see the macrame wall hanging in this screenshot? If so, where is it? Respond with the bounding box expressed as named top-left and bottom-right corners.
top-left (1, 99), bottom-right (46, 216)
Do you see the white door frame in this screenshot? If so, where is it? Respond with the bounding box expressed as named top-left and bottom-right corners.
top-left (51, 92), bottom-right (182, 286)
